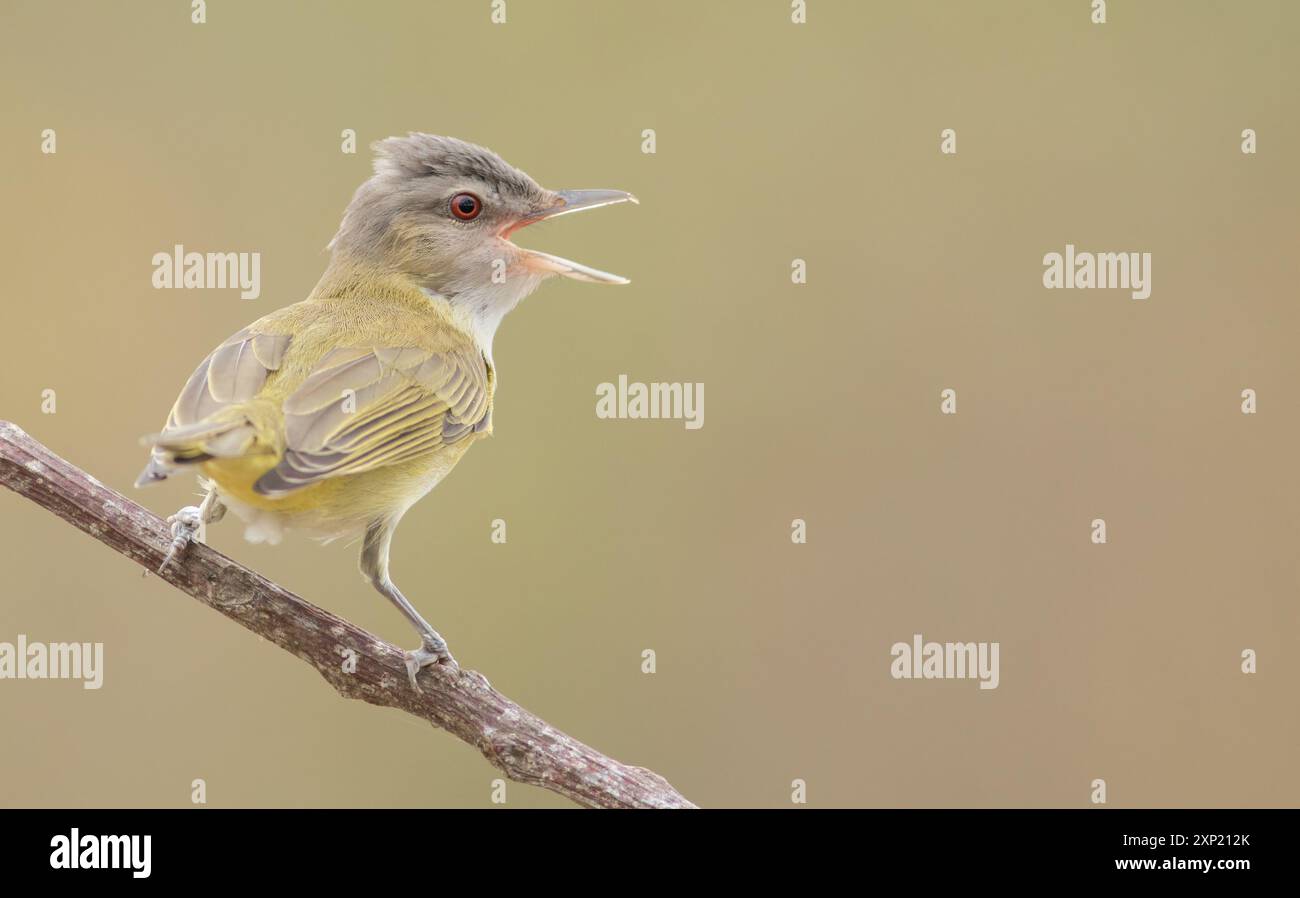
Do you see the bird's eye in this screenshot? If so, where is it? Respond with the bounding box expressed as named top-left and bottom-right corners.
top-left (450, 193), bottom-right (482, 221)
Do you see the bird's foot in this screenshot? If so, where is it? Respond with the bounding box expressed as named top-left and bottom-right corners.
top-left (158, 505), bottom-right (204, 575)
top-left (404, 633), bottom-right (458, 693)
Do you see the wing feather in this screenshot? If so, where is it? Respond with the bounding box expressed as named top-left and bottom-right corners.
top-left (166, 329), bottom-right (291, 429)
top-left (253, 341), bottom-right (491, 496)
top-left (141, 328), bottom-right (291, 484)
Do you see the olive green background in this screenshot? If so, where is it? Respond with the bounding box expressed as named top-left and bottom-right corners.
top-left (1, 1), bottom-right (1296, 808)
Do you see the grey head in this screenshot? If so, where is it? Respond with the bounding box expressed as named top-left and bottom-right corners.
top-left (327, 133), bottom-right (636, 309)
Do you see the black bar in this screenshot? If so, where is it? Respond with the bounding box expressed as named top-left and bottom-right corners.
top-left (0, 809), bottom-right (1286, 882)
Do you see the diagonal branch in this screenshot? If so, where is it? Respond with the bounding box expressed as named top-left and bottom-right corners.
top-left (0, 421), bottom-right (695, 809)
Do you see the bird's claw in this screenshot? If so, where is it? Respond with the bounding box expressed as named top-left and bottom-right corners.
top-left (404, 635), bottom-right (458, 692)
top-left (158, 505), bottom-right (203, 575)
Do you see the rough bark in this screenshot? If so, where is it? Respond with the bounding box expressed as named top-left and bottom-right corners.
top-left (0, 421), bottom-right (695, 809)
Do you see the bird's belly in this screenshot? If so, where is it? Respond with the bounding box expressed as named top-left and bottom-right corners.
top-left (203, 442), bottom-right (474, 544)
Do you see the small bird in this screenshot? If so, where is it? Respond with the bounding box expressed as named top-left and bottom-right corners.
top-left (136, 133), bottom-right (636, 689)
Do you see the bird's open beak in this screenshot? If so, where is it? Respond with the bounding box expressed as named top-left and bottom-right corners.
top-left (503, 189), bottom-right (638, 284)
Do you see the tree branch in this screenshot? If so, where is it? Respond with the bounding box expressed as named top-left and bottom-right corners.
top-left (0, 421), bottom-right (695, 809)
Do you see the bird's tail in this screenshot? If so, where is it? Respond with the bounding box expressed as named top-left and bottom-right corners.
top-left (134, 417), bottom-right (258, 487)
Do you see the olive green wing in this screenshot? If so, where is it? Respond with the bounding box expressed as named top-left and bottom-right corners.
top-left (136, 327), bottom-right (293, 485)
top-left (251, 343), bottom-right (491, 496)
top-left (166, 327), bottom-right (293, 429)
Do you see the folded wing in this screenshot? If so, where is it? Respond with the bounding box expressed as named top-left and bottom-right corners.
top-left (252, 343), bottom-right (491, 496)
top-left (136, 327), bottom-right (292, 485)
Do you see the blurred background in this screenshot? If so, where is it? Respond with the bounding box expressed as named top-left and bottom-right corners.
top-left (0, 1), bottom-right (1296, 807)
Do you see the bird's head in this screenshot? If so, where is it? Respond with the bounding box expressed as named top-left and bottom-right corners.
top-left (327, 133), bottom-right (635, 338)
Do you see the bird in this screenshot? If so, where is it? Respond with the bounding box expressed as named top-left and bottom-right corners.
top-left (135, 133), bottom-right (636, 690)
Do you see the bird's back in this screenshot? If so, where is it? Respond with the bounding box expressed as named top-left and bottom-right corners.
top-left (139, 279), bottom-right (494, 539)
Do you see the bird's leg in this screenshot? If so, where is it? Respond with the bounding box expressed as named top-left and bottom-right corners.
top-left (360, 518), bottom-right (458, 692)
top-left (375, 578), bottom-right (458, 690)
top-left (157, 485), bottom-right (225, 575)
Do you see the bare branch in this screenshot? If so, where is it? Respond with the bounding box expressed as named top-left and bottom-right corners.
top-left (0, 421), bottom-right (695, 809)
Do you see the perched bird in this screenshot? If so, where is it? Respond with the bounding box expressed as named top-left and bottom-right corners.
top-left (136, 133), bottom-right (636, 689)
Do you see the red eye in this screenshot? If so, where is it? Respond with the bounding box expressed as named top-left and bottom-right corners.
top-left (450, 192), bottom-right (482, 220)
